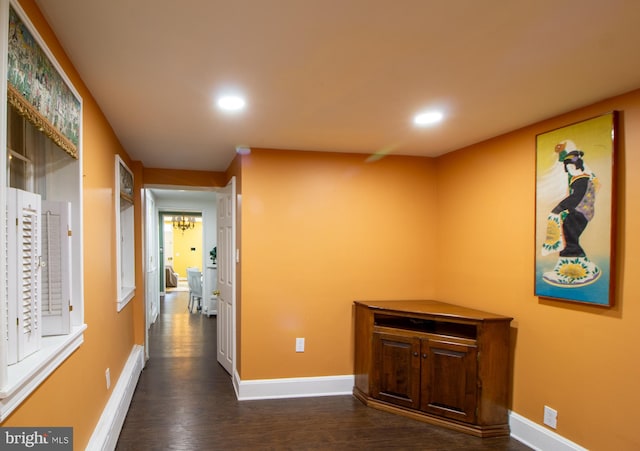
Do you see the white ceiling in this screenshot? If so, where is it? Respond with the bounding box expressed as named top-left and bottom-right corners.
top-left (35, 0), bottom-right (640, 172)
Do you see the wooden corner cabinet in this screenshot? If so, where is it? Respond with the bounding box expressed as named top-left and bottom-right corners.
top-left (353, 300), bottom-right (513, 438)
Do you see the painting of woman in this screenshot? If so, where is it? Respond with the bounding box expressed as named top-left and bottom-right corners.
top-left (535, 112), bottom-right (616, 306)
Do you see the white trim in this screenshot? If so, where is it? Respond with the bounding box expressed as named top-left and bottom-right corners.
top-left (509, 411), bottom-right (588, 451)
top-left (116, 287), bottom-right (135, 312)
top-left (233, 368), bottom-right (241, 398)
top-left (86, 345), bottom-right (145, 451)
top-left (0, 324), bottom-right (87, 421)
top-left (235, 373), bottom-right (355, 401)
top-left (0, 0), bottom-right (9, 389)
top-left (115, 155), bottom-right (135, 312)
top-left (231, 180), bottom-right (238, 379)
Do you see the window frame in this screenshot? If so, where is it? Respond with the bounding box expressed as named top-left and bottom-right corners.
top-left (0, 0), bottom-right (85, 421)
top-left (115, 155), bottom-right (135, 311)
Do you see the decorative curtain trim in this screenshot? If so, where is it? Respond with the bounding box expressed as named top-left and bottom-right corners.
top-left (7, 6), bottom-right (80, 160)
top-left (7, 84), bottom-right (78, 159)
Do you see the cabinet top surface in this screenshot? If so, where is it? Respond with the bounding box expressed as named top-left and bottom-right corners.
top-left (354, 300), bottom-right (512, 322)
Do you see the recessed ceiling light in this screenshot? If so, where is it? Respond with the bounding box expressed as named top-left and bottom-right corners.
top-left (217, 95), bottom-right (246, 111)
top-left (414, 111), bottom-right (443, 126)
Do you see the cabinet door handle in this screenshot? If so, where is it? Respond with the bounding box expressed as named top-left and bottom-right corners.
top-left (413, 352), bottom-right (419, 357)
top-left (422, 354), bottom-right (428, 359)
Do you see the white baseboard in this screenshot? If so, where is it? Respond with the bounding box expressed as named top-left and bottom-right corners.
top-left (235, 373), bottom-right (354, 401)
top-left (509, 411), bottom-right (588, 451)
top-left (86, 345), bottom-right (145, 451)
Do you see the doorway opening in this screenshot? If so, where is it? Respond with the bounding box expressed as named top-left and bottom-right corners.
top-left (143, 187), bottom-right (219, 362)
top-left (160, 211), bottom-right (203, 293)
top-left (143, 183), bottom-right (234, 378)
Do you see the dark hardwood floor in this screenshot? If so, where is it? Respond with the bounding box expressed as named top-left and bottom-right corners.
top-left (116, 292), bottom-right (531, 450)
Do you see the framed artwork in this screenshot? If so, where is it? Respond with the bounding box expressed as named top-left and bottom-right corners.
top-left (534, 112), bottom-right (618, 306)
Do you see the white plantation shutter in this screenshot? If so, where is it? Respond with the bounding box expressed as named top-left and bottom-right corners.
top-left (41, 201), bottom-right (71, 336)
top-left (7, 188), bottom-right (42, 362)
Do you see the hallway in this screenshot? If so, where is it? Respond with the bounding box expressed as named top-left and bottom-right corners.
top-left (115, 292), bottom-right (530, 450)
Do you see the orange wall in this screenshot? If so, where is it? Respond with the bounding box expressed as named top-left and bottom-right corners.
top-left (143, 167), bottom-right (227, 187)
top-left (434, 89), bottom-right (640, 450)
top-left (1, 1), bottom-right (142, 449)
top-left (238, 149), bottom-right (438, 379)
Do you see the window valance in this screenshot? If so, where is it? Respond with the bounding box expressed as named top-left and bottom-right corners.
top-left (7, 6), bottom-right (80, 159)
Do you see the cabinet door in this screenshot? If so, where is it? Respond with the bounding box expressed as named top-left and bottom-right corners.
top-left (420, 338), bottom-right (478, 423)
top-left (371, 331), bottom-right (420, 409)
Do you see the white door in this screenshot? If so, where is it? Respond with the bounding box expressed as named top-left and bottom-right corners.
top-left (217, 177), bottom-right (236, 375)
top-left (144, 189), bottom-right (160, 360)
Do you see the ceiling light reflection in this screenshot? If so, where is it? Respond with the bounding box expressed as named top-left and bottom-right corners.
top-left (217, 95), bottom-right (246, 111)
top-left (414, 111), bottom-right (443, 126)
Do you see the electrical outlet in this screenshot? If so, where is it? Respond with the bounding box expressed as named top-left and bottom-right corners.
top-left (295, 337), bottom-right (305, 353)
top-left (543, 405), bottom-right (557, 429)
top-left (105, 368), bottom-right (111, 390)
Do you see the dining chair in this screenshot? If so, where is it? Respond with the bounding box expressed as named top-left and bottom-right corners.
top-left (186, 268), bottom-right (203, 313)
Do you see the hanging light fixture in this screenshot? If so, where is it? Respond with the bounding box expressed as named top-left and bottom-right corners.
top-left (172, 215), bottom-right (196, 234)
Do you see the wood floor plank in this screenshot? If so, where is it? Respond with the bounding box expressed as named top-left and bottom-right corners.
top-left (116, 292), bottom-right (531, 450)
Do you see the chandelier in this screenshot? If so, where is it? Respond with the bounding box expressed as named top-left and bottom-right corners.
top-left (172, 215), bottom-right (196, 233)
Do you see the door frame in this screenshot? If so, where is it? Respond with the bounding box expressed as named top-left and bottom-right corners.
top-left (158, 210), bottom-right (203, 287)
top-left (216, 177), bottom-right (237, 377)
top-left (143, 187), bottom-right (221, 360)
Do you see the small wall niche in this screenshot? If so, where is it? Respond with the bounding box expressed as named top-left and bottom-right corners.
top-left (116, 155), bottom-right (135, 310)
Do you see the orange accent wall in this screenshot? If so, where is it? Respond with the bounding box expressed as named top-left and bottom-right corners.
top-left (434, 90), bottom-right (640, 450)
top-left (238, 149), bottom-right (438, 379)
